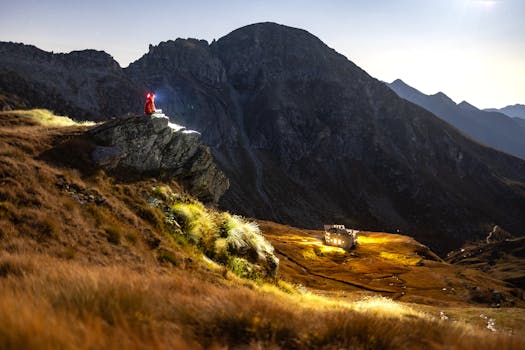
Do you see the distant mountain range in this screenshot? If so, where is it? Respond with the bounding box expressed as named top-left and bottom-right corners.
top-left (485, 104), bottom-right (525, 120)
top-left (2, 23), bottom-right (525, 253)
top-left (0, 43), bottom-right (142, 120)
top-left (388, 79), bottom-right (525, 160)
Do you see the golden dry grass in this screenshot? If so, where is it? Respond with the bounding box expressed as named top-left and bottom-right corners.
top-left (1, 109), bottom-right (95, 126)
top-left (259, 221), bottom-right (523, 307)
top-left (1, 253), bottom-right (525, 350)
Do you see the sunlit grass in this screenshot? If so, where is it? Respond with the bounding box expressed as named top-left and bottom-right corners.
top-left (168, 201), bottom-right (278, 278)
top-left (222, 213), bottom-right (275, 261)
top-left (259, 281), bottom-right (430, 319)
top-left (302, 247), bottom-right (318, 260)
top-left (358, 234), bottom-right (405, 245)
top-left (380, 251), bottom-right (421, 265)
top-left (5, 253), bottom-right (520, 350)
top-left (264, 221), bottom-right (504, 300)
top-left (277, 233), bottom-right (346, 254)
top-left (351, 296), bottom-right (426, 318)
top-left (2, 109), bottom-right (95, 126)
top-left (172, 201), bottom-right (217, 244)
top-left (318, 244), bottom-right (346, 254)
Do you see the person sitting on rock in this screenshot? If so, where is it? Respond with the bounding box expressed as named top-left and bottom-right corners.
top-left (144, 93), bottom-right (156, 116)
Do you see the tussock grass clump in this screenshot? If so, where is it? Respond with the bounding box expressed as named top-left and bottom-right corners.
top-left (223, 213), bottom-right (271, 260)
top-left (221, 213), bottom-right (279, 277)
top-left (171, 201), bottom-right (278, 279)
top-left (228, 257), bottom-right (256, 279)
top-left (39, 216), bottom-right (61, 238)
top-left (172, 202), bottom-right (218, 245)
top-left (124, 231), bottom-right (139, 244)
top-left (161, 192), bottom-right (278, 279)
top-left (136, 205), bottom-right (165, 231)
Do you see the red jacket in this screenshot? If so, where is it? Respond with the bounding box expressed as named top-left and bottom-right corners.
top-left (144, 95), bottom-right (156, 115)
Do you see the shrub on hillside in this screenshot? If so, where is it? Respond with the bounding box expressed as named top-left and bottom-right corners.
top-left (155, 188), bottom-right (279, 279)
top-left (221, 213), bottom-right (279, 277)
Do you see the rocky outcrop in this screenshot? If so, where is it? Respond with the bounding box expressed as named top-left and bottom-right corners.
top-left (89, 114), bottom-right (229, 203)
top-left (125, 39), bottom-right (237, 147)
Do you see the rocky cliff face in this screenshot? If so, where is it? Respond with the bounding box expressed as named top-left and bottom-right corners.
top-left (125, 39), bottom-right (237, 147)
top-left (0, 42), bottom-right (142, 120)
top-left (88, 114), bottom-right (229, 203)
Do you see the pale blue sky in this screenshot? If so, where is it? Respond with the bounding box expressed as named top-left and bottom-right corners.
top-left (1, 0), bottom-right (524, 108)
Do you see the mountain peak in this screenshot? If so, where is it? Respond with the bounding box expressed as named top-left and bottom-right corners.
top-left (430, 91), bottom-right (456, 106)
top-left (389, 80), bottom-right (457, 107)
top-left (484, 104), bottom-right (525, 119)
top-left (389, 79), bottom-right (415, 91)
top-left (60, 49), bottom-right (120, 69)
top-left (391, 78), bottom-right (408, 86)
top-left (214, 22), bottom-right (361, 93)
top-left (224, 22), bottom-right (312, 36)
top-left (216, 21), bottom-right (329, 54)
top-left (458, 100), bottom-right (479, 111)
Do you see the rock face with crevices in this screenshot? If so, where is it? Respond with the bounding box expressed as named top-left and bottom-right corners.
top-left (89, 115), bottom-right (229, 203)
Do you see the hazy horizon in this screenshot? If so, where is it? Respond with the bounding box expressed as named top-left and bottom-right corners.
top-left (1, 0), bottom-right (524, 109)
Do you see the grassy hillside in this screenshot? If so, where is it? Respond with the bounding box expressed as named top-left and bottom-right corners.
top-left (1, 110), bottom-right (524, 349)
top-left (447, 236), bottom-right (525, 290)
top-left (260, 221), bottom-right (522, 307)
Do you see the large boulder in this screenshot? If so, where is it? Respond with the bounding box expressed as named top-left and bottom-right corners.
top-left (89, 114), bottom-right (229, 203)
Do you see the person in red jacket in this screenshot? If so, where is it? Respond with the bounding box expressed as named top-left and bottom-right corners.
top-left (144, 92), bottom-right (156, 115)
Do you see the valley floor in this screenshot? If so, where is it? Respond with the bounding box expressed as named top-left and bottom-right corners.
top-left (261, 221), bottom-right (522, 307)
